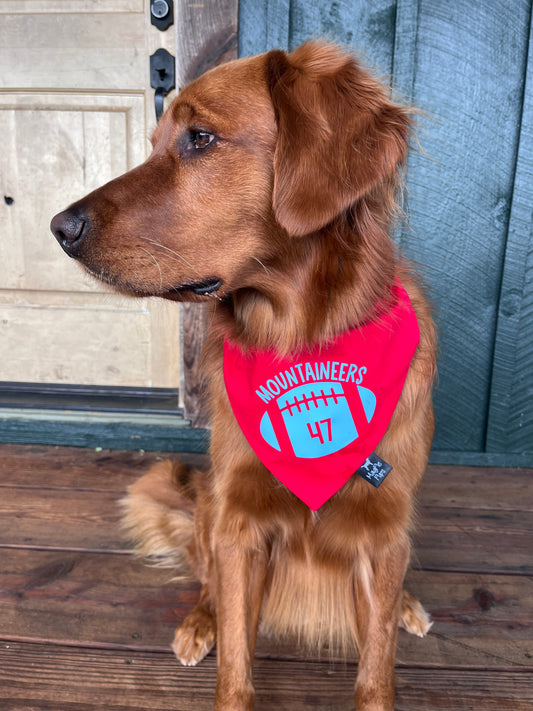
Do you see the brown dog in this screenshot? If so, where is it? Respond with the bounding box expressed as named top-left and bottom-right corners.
top-left (51, 41), bottom-right (436, 711)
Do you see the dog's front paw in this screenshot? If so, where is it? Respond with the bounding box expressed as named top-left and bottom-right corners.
top-left (173, 608), bottom-right (216, 666)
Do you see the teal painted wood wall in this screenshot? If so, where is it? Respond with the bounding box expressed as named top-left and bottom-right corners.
top-left (239, 0), bottom-right (533, 465)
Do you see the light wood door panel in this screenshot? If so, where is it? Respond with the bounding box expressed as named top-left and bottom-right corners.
top-left (1, 93), bottom-right (143, 292)
top-left (0, 1), bottom-right (180, 387)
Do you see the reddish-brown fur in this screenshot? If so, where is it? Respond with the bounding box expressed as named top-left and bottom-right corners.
top-left (51, 42), bottom-right (437, 711)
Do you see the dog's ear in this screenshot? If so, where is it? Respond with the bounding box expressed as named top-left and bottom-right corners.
top-left (267, 42), bottom-right (411, 236)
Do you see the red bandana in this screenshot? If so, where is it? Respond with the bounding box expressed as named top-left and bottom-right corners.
top-left (223, 281), bottom-right (420, 510)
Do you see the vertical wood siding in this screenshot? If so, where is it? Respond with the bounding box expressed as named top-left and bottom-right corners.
top-left (394, 0), bottom-right (532, 457)
top-left (238, 0), bottom-right (533, 464)
top-left (486, 13), bottom-right (533, 455)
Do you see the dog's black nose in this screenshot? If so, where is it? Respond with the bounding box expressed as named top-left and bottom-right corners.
top-left (50, 208), bottom-right (88, 257)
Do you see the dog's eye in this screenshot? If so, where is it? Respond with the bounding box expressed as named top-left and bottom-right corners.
top-left (189, 129), bottom-right (216, 151)
top-left (178, 129), bottom-right (217, 158)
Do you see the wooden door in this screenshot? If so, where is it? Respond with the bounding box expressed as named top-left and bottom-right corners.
top-left (0, 0), bottom-right (180, 388)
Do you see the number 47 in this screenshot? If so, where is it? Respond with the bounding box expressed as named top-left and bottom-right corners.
top-left (307, 418), bottom-right (332, 445)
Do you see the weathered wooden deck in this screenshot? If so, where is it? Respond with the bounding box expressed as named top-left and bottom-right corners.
top-left (0, 443), bottom-right (531, 710)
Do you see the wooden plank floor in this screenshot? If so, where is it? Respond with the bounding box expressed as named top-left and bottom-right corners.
top-left (0, 444), bottom-right (531, 710)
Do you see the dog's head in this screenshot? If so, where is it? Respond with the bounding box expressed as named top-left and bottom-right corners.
top-left (51, 42), bottom-right (410, 303)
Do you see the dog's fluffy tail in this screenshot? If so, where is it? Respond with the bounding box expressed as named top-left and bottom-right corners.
top-left (120, 459), bottom-right (197, 578)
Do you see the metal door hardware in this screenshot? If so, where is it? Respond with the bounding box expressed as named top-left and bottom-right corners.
top-left (151, 0), bottom-right (174, 31)
top-left (150, 48), bottom-right (175, 121)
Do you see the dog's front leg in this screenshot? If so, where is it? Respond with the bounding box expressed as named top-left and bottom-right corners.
top-left (354, 542), bottom-right (409, 711)
top-left (213, 526), bottom-right (267, 711)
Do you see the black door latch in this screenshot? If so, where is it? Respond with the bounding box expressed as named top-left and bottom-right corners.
top-left (150, 48), bottom-right (175, 121)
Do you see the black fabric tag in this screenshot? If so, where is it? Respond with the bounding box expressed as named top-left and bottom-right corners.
top-left (356, 453), bottom-right (392, 488)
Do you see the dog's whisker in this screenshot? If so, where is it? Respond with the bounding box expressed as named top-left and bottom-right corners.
top-left (141, 238), bottom-right (205, 280)
top-left (140, 247), bottom-right (164, 290)
top-left (253, 257), bottom-right (271, 274)
top-left (142, 238), bottom-right (225, 300)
